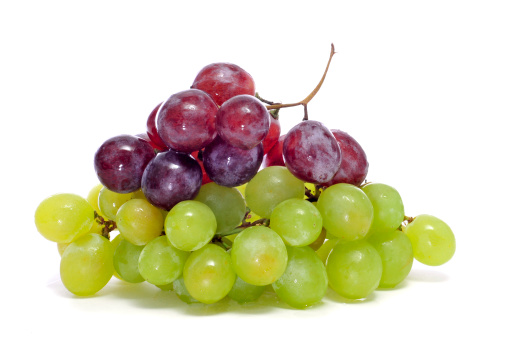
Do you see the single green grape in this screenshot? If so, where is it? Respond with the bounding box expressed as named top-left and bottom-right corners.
top-left (60, 233), bottom-right (114, 296)
top-left (165, 200), bottom-right (217, 252)
top-left (110, 233), bottom-right (124, 280)
top-left (228, 276), bottom-right (266, 303)
top-left (316, 238), bottom-right (339, 264)
top-left (308, 228), bottom-right (327, 251)
top-left (245, 166), bottom-right (305, 218)
top-left (116, 198), bottom-right (164, 246)
top-left (194, 182), bottom-right (246, 235)
top-left (327, 240), bottom-right (382, 299)
top-left (138, 236), bottom-right (190, 286)
top-left (183, 244), bottom-right (236, 304)
top-left (113, 239), bottom-right (145, 283)
top-left (272, 246), bottom-right (328, 309)
top-left (98, 187), bottom-right (134, 220)
top-left (404, 214), bottom-right (455, 266)
top-left (231, 226), bottom-right (288, 286)
top-left (368, 231), bottom-right (413, 288)
top-left (173, 276), bottom-right (199, 304)
top-left (87, 184), bottom-right (107, 219)
top-left (317, 183), bottom-right (373, 241)
top-left (35, 193), bottom-right (94, 243)
top-left (362, 183), bottom-right (405, 235)
top-left (156, 283), bottom-right (174, 291)
top-left (270, 198), bottom-right (323, 247)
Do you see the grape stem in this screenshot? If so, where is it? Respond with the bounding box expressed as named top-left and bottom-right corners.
top-left (264, 43), bottom-right (336, 120)
top-left (398, 216), bottom-right (415, 231)
top-left (94, 211), bottom-right (117, 239)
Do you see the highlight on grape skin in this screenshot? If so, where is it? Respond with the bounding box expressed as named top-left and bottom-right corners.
top-left (34, 45), bottom-right (455, 307)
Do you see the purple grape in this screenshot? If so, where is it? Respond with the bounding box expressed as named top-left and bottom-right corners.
top-left (94, 135), bottom-right (155, 193)
top-left (203, 136), bottom-right (263, 187)
top-left (323, 129), bottom-right (369, 187)
top-left (216, 95), bottom-right (270, 150)
top-left (157, 89), bottom-right (218, 153)
top-left (283, 120), bottom-right (342, 184)
top-left (141, 150), bottom-right (203, 210)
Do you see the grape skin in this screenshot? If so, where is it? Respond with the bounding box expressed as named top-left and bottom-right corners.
top-left (362, 183), bottom-right (405, 235)
top-left (115, 199), bottom-right (164, 246)
top-left (113, 239), bottom-right (145, 283)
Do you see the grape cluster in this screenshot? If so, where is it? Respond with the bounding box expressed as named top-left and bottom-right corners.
top-left (34, 51), bottom-right (456, 309)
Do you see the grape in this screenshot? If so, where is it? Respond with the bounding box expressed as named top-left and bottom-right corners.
top-left (113, 239), bottom-right (145, 283)
top-left (98, 187), bottom-right (134, 220)
top-left (156, 283), bottom-right (174, 291)
top-left (164, 200), bottom-right (217, 252)
top-left (138, 236), bottom-right (190, 286)
top-left (94, 134), bottom-right (155, 193)
top-left (228, 276), bottom-right (266, 303)
top-left (262, 134), bottom-right (286, 168)
top-left (323, 129), bottom-right (368, 187)
top-left (231, 226), bottom-right (288, 286)
top-left (60, 233), bottom-right (114, 296)
top-left (191, 151), bottom-right (212, 185)
top-left (283, 120), bottom-right (341, 184)
top-left (368, 231), bottom-right (413, 288)
top-left (316, 183), bottom-right (373, 241)
top-left (216, 95), bottom-right (270, 150)
top-left (191, 62), bottom-right (255, 106)
top-left (203, 136), bottom-right (263, 187)
top-left (327, 240), bottom-right (382, 299)
top-left (270, 198), bottom-right (323, 247)
top-left (362, 183), bottom-right (405, 235)
top-left (193, 182), bottom-right (246, 235)
top-left (35, 193), bottom-right (94, 243)
top-left (404, 214), bottom-right (455, 266)
top-left (141, 150), bottom-right (203, 211)
top-left (173, 276), bottom-right (199, 304)
top-left (116, 199), bottom-right (164, 246)
top-left (316, 238), bottom-right (339, 264)
top-left (183, 244), bottom-right (236, 304)
top-left (146, 102), bottom-right (168, 150)
top-left (308, 228), bottom-right (327, 251)
top-left (245, 166), bottom-right (305, 219)
top-left (157, 89), bottom-right (218, 153)
top-left (262, 114), bottom-right (281, 154)
top-left (110, 233), bottom-right (124, 280)
top-left (86, 183), bottom-right (107, 219)
top-left (272, 246), bottom-right (328, 309)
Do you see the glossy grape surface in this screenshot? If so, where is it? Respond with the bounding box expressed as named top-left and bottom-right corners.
top-left (317, 183), bottom-right (373, 241)
top-left (263, 134), bottom-right (286, 167)
top-left (98, 187), bottom-right (134, 220)
top-left (231, 226), bottom-right (288, 286)
top-left (362, 183), bottom-right (405, 235)
top-left (273, 246), bottom-right (328, 309)
top-left (60, 234), bottom-right (114, 296)
top-left (141, 150), bottom-right (203, 210)
top-left (116, 199), bottom-right (164, 245)
top-left (35, 193), bottom-right (94, 243)
top-left (191, 62), bottom-right (255, 106)
top-left (183, 244), bottom-right (236, 304)
top-left (203, 136), bottom-right (263, 187)
top-left (157, 89), bottom-right (218, 153)
top-left (323, 129), bottom-right (369, 187)
top-left (327, 240), bottom-right (382, 299)
top-left (216, 95), bottom-right (270, 150)
top-left (283, 120), bottom-right (341, 183)
top-left (113, 239), bottom-right (145, 283)
top-left (404, 214), bottom-right (455, 266)
top-left (94, 134), bottom-right (155, 193)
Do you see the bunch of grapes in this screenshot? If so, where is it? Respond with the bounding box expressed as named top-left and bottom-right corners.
top-left (34, 45), bottom-right (455, 309)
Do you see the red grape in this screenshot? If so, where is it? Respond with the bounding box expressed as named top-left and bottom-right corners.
top-left (262, 134), bottom-right (286, 168)
top-left (262, 114), bottom-right (281, 154)
top-left (191, 63), bottom-right (255, 106)
top-left (146, 102), bottom-right (168, 151)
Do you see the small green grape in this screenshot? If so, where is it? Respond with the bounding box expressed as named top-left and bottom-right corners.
top-left (116, 199), bottom-right (164, 246)
top-left (228, 276), bottom-right (266, 303)
top-left (362, 183), bottom-right (405, 235)
top-left (113, 239), bottom-right (145, 283)
top-left (98, 187), bottom-right (134, 220)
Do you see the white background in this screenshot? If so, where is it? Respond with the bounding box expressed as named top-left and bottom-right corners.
top-left (1, 0), bottom-right (507, 336)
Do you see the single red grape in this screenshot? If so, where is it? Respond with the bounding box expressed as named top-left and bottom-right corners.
top-left (262, 134), bottom-right (286, 168)
top-left (146, 102), bottom-right (168, 150)
top-left (262, 114), bottom-right (281, 154)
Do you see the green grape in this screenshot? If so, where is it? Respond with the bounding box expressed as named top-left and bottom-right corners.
top-left (156, 283), bottom-right (174, 291)
top-left (183, 244), bottom-right (235, 304)
top-left (327, 240), bottom-right (382, 299)
top-left (87, 184), bottom-right (107, 218)
top-left (404, 214), bottom-right (455, 266)
top-left (98, 187), bottom-right (134, 220)
top-left (173, 276), bottom-right (199, 304)
top-left (231, 226), bottom-right (288, 286)
top-left (245, 166), bottom-right (305, 218)
top-left (270, 198), bottom-right (323, 247)
top-left (272, 246), bottom-right (328, 309)
top-left (228, 276), bottom-right (266, 303)
top-left (368, 231), bottom-right (413, 288)
top-left (236, 183), bottom-right (247, 197)
top-left (113, 239), bottom-right (145, 283)
top-left (138, 236), bottom-right (190, 286)
top-left (60, 233), bottom-right (114, 296)
top-left (308, 228), bottom-right (327, 251)
top-left (316, 238), bottom-right (339, 264)
top-left (110, 233), bottom-right (124, 280)
top-left (116, 199), bottom-right (164, 246)
top-left (35, 193), bottom-right (94, 243)
top-left (57, 242), bottom-right (70, 256)
top-left (316, 183), bottom-right (373, 241)
top-left (194, 182), bottom-right (246, 235)
top-left (165, 200), bottom-right (217, 251)
top-left (362, 183), bottom-right (405, 235)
